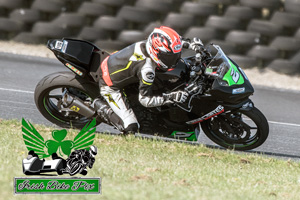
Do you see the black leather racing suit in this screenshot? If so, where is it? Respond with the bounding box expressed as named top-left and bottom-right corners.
top-left (98, 39), bottom-right (200, 132)
top-left (99, 41), bottom-right (167, 132)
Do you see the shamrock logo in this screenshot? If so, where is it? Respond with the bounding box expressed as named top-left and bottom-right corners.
top-left (45, 130), bottom-right (74, 157)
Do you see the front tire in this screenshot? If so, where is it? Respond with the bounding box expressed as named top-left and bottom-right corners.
top-left (34, 71), bottom-right (101, 129)
top-left (69, 163), bottom-right (83, 176)
top-left (201, 107), bottom-right (269, 150)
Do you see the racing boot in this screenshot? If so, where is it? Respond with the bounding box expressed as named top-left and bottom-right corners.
top-left (93, 98), bottom-right (124, 131)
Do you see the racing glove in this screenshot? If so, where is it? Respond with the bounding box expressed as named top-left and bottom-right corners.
top-left (163, 91), bottom-right (189, 104)
top-left (189, 37), bottom-right (204, 52)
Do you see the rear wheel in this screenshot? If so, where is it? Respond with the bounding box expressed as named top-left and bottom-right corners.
top-left (34, 71), bottom-right (102, 129)
top-left (201, 107), bottom-right (269, 150)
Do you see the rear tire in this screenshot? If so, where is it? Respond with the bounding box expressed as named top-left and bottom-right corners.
top-left (34, 71), bottom-right (101, 129)
top-left (201, 107), bottom-right (269, 150)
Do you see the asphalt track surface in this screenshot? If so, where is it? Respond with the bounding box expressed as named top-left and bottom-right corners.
top-left (0, 52), bottom-right (300, 160)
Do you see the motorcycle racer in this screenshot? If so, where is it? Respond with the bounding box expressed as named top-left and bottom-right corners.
top-left (64, 145), bottom-right (97, 176)
top-left (94, 26), bottom-right (204, 134)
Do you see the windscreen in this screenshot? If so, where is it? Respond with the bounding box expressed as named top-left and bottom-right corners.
top-left (205, 45), bottom-right (244, 86)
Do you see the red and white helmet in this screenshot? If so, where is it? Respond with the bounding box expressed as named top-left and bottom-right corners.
top-left (146, 26), bottom-right (182, 71)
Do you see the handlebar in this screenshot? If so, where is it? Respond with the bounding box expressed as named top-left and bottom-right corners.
top-left (184, 82), bottom-right (201, 94)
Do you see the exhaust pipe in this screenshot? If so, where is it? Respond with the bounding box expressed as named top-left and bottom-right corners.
top-left (62, 93), bottom-right (95, 118)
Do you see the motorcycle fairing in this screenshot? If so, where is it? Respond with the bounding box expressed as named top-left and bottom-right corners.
top-left (222, 59), bottom-right (244, 86)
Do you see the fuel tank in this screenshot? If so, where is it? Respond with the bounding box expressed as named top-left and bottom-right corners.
top-left (153, 59), bottom-right (188, 91)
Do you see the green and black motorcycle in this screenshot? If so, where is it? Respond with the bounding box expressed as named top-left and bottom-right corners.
top-left (35, 38), bottom-right (269, 150)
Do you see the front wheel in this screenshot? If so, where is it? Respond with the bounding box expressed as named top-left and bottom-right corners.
top-left (69, 162), bottom-right (84, 176)
top-left (201, 107), bottom-right (269, 150)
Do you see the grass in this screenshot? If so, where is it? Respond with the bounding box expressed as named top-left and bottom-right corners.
top-left (0, 118), bottom-right (300, 200)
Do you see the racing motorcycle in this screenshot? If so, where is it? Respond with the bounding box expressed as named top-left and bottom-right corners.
top-left (34, 38), bottom-right (269, 150)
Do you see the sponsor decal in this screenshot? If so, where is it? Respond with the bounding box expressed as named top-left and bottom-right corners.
top-left (65, 63), bottom-right (83, 76)
top-left (55, 41), bottom-right (63, 50)
top-left (186, 105), bottom-right (225, 124)
top-left (100, 56), bottom-right (113, 86)
top-left (230, 67), bottom-right (240, 83)
top-left (171, 131), bottom-right (193, 138)
top-left (70, 105), bottom-right (80, 112)
top-left (104, 94), bottom-right (120, 109)
top-left (61, 40), bottom-right (68, 53)
top-left (170, 131), bottom-right (198, 141)
top-left (141, 68), bottom-right (155, 85)
top-left (146, 72), bottom-right (155, 81)
top-left (232, 87), bottom-right (245, 94)
top-left (223, 60), bottom-right (244, 86)
top-left (132, 53), bottom-right (144, 61)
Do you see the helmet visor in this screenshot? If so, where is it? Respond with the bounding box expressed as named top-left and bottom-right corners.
top-left (158, 52), bottom-right (181, 68)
